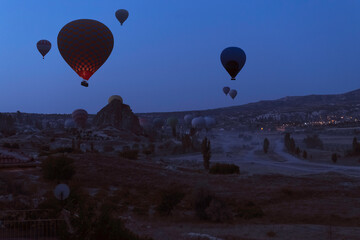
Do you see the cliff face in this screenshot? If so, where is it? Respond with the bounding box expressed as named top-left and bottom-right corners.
top-left (93, 100), bottom-right (142, 135)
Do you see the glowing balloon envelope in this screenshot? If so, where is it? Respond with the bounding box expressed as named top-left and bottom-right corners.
top-left (223, 87), bottom-right (230, 95)
top-left (54, 184), bottom-right (70, 200)
top-left (108, 95), bottom-right (123, 104)
top-left (204, 116), bottom-right (216, 129)
top-left (37, 40), bottom-right (51, 59)
top-left (115, 9), bottom-right (129, 25)
top-left (192, 117), bottom-right (206, 130)
top-left (72, 109), bottom-right (88, 128)
top-left (153, 118), bottom-right (164, 129)
top-left (57, 19), bottom-right (114, 87)
top-left (184, 114), bottom-right (193, 125)
top-left (220, 47), bottom-right (246, 80)
top-left (229, 89), bottom-right (237, 99)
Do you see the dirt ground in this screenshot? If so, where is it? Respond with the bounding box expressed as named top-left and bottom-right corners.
top-left (3, 129), bottom-right (360, 239)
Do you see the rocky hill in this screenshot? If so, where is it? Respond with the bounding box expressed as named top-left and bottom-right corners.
top-left (93, 100), bottom-right (142, 135)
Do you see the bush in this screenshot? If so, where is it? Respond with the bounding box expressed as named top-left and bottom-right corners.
top-left (2, 142), bottom-right (11, 148)
top-left (41, 156), bottom-right (75, 182)
top-left (155, 187), bottom-right (185, 216)
top-left (193, 188), bottom-right (231, 222)
top-left (119, 150), bottom-right (138, 160)
top-left (303, 134), bottom-right (324, 149)
top-left (236, 201), bottom-right (264, 219)
top-left (103, 145), bottom-right (114, 152)
top-left (209, 163), bottom-right (239, 175)
top-left (2, 142), bottom-right (20, 149)
top-left (332, 153), bottom-right (338, 163)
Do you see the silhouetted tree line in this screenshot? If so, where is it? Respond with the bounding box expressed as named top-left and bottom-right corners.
top-left (303, 134), bottom-right (324, 149)
top-left (202, 137), bottom-right (211, 170)
top-left (284, 133), bottom-right (296, 153)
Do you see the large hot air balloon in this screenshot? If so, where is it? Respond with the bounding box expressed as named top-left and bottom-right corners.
top-left (184, 114), bottom-right (193, 126)
top-left (72, 109), bottom-right (88, 128)
top-left (223, 87), bottom-right (230, 95)
top-left (139, 117), bottom-right (152, 131)
top-left (204, 116), bottom-right (216, 130)
top-left (192, 117), bottom-right (206, 130)
top-left (153, 118), bottom-right (164, 129)
top-left (115, 9), bottom-right (129, 25)
top-left (57, 19), bottom-right (114, 87)
top-left (220, 47), bottom-right (246, 80)
top-left (37, 40), bottom-right (51, 59)
top-left (108, 95), bottom-right (123, 104)
top-left (64, 119), bottom-right (76, 129)
top-left (229, 89), bottom-right (237, 100)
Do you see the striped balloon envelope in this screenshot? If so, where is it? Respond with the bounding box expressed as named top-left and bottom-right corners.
top-left (72, 109), bottom-right (88, 128)
top-left (37, 40), bottom-right (51, 59)
top-left (57, 19), bottom-right (114, 85)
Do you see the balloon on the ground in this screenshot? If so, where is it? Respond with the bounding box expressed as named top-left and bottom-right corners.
top-left (139, 117), bottom-right (152, 130)
top-left (57, 19), bottom-right (114, 87)
top-left (108, 95), bottom-right (123, 104)
top-left (184, 114), bottom-right (193, 125)
top-left (37, 40), bottom-right (51, 59)
top-left (54, 184), bottom-right (70, 200)
top-left (223, 87), bottom-right (230, 95)
top-left (192, 117), bottom-right (206, 130)
top-left (229, 89), bottom-right (237, 99)
top-left (72, 109), bottom-right (88, 128)
top-left (167, 117), bottom-right (178, 128)
top-left (153, 118), bottom-right (164, 129)
top-left (220, 47), bottom-right (246, 80)
top-left (204, 116), bottom-right (216, 129)
top-left (64, 119), bottom-right (76, 128)
top-left (115, 9), bottom-right (129, 25)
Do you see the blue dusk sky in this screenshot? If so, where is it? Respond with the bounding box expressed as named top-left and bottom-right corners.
top-left (0, 0), bottom-right (359, 114)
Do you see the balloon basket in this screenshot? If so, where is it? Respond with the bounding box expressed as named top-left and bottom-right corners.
top-left (81, 81), bottom-right (89, 87)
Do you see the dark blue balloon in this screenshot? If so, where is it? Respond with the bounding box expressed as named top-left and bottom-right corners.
top-left (220, 47), bottom-right (246, 80)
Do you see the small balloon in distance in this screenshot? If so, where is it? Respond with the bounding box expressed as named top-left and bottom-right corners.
top-left (115, 9), bottom-right (129, 25)
top-left (37, 40), bottom-right (51, 59)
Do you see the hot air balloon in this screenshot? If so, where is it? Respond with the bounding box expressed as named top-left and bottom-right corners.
top-left (64, 119), bottom-right (76, 129)
top-left (57, 19), bottom-right (114, 87)
top-left (229, 89), bottom-right (237, 99)
top-left (72, 109), bottom-right (88, 128)
top-left (115, 9), bottom-right (129, 25)
top-left (37, 40), bottom-right (51, 59)
top-left (184, 114), bottom-right (193, 126)
top-left (192, 117), bottom-right (206, 130)
top-left (223, 87), bottom-right (230, 95)
top-left (108, 95), bottom-right (123, 104)
top-left (139, 117), bottom-right (152, 131)
top-left (153, 118), bottom-right (164, 129)
top-left (204, 116), bottom-right (216, 130)
top-left (220, 47), bottom-right (246, 80)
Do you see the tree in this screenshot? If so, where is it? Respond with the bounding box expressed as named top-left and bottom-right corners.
top-left (289, 138), bottom-right (296, 153)
top-left (295, 147), bottom-right (301, 156)
top-left (202, 137), bottom-right (211, 170)
top-left (284, 133), bottom-right (291, 150)
top-left (41, 156), bottom-right (75, 182)
top-left (332, 153), bottom-right (338, 163)
top-left (303, 150), bottom-right (307, 159)
top-left (352, 137), bottom-right (360, 154)
top-left (263, 138), bottom-right (270, 154)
